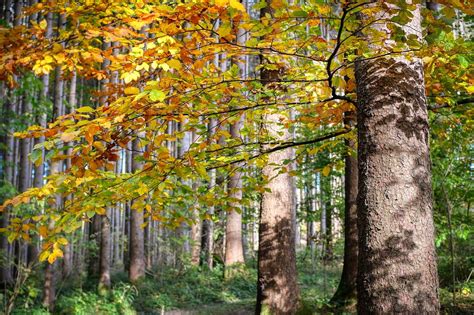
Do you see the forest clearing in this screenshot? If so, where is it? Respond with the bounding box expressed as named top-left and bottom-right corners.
top-left (0, 0), bottom-right (472, 314)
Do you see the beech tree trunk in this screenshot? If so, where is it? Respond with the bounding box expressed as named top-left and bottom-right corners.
top-left (129, 138), bottom-right (145, 282)
top-left (224, 122), bottom-right (245, 269)
top-left (256, 2), bottom-right (299, 313)
top-left (256, 110), bottom-right (299, 314)
top-left (224, 9), bottom-right (246, 271)
top-left (200, 119), bottom-right (217, 269)
top-left (98, 208), bottom-right (111, 293)
top-left (356, 3), bottom-right (439, 313)
top-left (190, 179), bottom-right (201, 266)
top-left (331, 111), bottom-right (358, 306)
top-left (43, 13), bottom-right (66, 310)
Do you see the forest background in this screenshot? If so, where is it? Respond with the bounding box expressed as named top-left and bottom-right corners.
top-left (0, 0), bottom-right (472, 314)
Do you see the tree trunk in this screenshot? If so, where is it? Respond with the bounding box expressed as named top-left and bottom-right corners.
top-left (190, 180), bottom-right (201, 266)
top-left (98, 208), bottom-right (111, 293)
top-left (356, 3), bottom-right (439, 313)
top-left (200, 119), bottom-right (217, 269)
top-left (331, 111), bottom-right (358, 306)
top-left (200, 170), bottom-right (215, 269)
top-left (224, 121), bottom-right (245, 270)
top-left (129, 139), bottom-right (145, 282)
top-left (88, 215), bottom-right (101, 277)
top-left (42, 13), bottom-right (65, 310)
top-left (323, 175), bottom-right (333, 261)
top-left (256, 3), bottom-right (299, 313)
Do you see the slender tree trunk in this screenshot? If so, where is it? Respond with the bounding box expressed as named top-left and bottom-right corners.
top-left (88, 215), bottom-right (101, 277)
top-left (356, 3), bottom-right (439, 313)
top-left (42, 13), bottom-right (66, 310)
top-left (256, 3), bottom-right (299, 313)
top-left (323, 176), bottom-right (333, 261)
top-left (200, 119), bottom-right (217, 269)
top-left (190, 180), bottom-right (201, 265)
top-left (98, 208), bottom-right (111, 293)
top-left (200, 171), bottom-right (215, 269)
top-left (224, 121), bottom-right (245, 270)
top-left (129, 138), bottom-right (145, 282)
top-left (331, 111), bottom-right (358, 306)
top-left (61, 71), bottom-right (77, 278)
top-left (224, 18), bottom-right (246, 270)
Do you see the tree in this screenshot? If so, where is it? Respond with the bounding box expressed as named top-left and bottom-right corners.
top-left (331, 111), bottom-right (358, 307)
top-left (256, 1), bottom-right (299, 314)
top-left (356, 3), bottom-right (439, 313)
top-left (224, 13), bottom-right (246, 271)
top-left (129, 138), bottom-right (145, 282)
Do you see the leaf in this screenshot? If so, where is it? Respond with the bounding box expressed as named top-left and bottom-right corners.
top-left (57, 237), bottom-right (68, 245)
top-left (149, 90), bottom-right (166, 102)
top-left (48, 248), bottom-right (63, 264)
top-left (39, 226), bottom-right (48, 237)
top-left (124, 86), bottom-right (140, 95)
top-left (39, 250), bottom-right (50, 262)
top-left (322, 165), bottom-right (331, 177)
top-left (76, 106), bottom-right (95, 113)
top-left (167, 59), bottom-right (181, 70)
top-left (293, 10), bottom-right (308, 18)
top-left (39, 19), bottom-right (47, 30)
top-left (229, 0), bottom-right (245, 11)
top-left (61, 132), bottom-right (77, 143)
top-left (29, 149), bottom-right (43, 167)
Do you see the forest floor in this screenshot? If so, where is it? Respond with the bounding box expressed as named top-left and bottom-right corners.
top-left (8, 253), bottom-right (474, 314)
top-left (164, 301), bottom-right (254, 315)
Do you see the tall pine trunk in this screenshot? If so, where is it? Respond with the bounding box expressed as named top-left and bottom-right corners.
top-left (356, 3), bottom-right (439, 313)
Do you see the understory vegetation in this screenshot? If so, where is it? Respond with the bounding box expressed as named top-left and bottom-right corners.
top-left (5, 247), bottom-right (474, 314)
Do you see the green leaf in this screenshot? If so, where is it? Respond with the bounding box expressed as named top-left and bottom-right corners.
top-left (293, 10), bottom-right (308, 18)
top-left (457, 55), bottom-right (468, 68)
top-left (29, 149), bottom-right (43, 166)
top-left (149, 90), bottom-right (166, 102)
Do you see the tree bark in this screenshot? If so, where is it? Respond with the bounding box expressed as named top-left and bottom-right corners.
top-left (224, 121), bottom-right (245, 269)
top-left (129, 138), bottom-right (145, 282)
top-left (42, 13), bottom-right (65, 310)
top-left (356, 3), bottom-right (439, 313)
top-left (190, 180), bottom-right (201, 266)
top-left (256, 2), bottom-right (299, 313)
top-left (98, 208), bottom-right (111, 293)
top-left (323, 174), bottom-right (333, 261)
top-left (331, 111), bottom-right (358, 306)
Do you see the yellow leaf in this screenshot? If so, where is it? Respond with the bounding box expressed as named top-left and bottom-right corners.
top-left (322, 165), bottom-right (331, 177)
top-left (61, 132), bottom-right (77, 142)
top-left (39, 226), bottom-right (48, 237)
top-left (39, 19), bottom-right (47, 30)
top-left (39, 250), bottom-right (50, 262)
top-left (93, 141), bottom-right (105, 152)
top-left (124, 86), bottom-right (140, 95)
top-left (57, 237), bottom-right (68, 245)
top-left (167, 59), bottom-right (181, 70)
top-left (230, 0), bottom-right (245, 11)
top-left (76, 106), bottom-right (95, 113)
top-left (48, 248), bottom-right (63, 264)
top-left (137, 183), bottom-right (149, 195)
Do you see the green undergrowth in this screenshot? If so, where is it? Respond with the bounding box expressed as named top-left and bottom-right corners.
top-left (130, 264), bottom-right (257, 312)
top-left (7, 254), bottom-right (473, 314)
